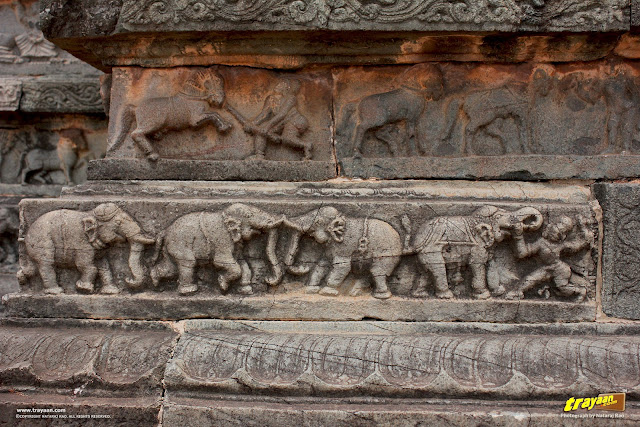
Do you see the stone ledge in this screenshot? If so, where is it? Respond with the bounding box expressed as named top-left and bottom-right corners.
top-left (2, 293), bottom-right (596, 322)
top-left (162, 398), bottom-right (640, 426)
top-left (88, 159), bottom-right (337, 182)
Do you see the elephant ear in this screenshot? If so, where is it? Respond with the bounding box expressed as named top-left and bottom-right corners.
top-left (327, 215), bottom-right (346, 243)
top-left (82, 216), bottom-right (99, 246)
top-left (475, 223), bottom-right (495, 248)
top-left (224, 216), bottom-right (242, 243)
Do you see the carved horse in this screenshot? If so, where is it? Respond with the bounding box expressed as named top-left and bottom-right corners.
top-left (109, 69), bottom-right (232, 161)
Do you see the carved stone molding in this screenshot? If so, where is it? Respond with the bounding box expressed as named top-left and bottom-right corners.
top-left (0, 78), bottom-right (21, 111)
top-left (20, 79), bottom-right (104, 113)
top-left (0, 321), bottom-right (177, 395)
top-left (595, 183), bottom-right (640, 320)
top-left (164, 320), bottom-right (640, 399)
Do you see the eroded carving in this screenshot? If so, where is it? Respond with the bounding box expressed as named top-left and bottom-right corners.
top-left (169, 330), bottom-right (640, 396)
top-left (110, 69), bottom-right (231, 161)
top-left (150, 204), bottom-right (286, 295)
top-left (18, 203), bottom-right (155, 294)
top-left (338, 62), bottom-right (640, 161)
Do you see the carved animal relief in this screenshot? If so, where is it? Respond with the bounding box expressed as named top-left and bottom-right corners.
top-left (18, 200), bottom-right (597, 304)
top-left (108, 66), bottom-right (330, 162)
top-left (336, 61), bottom-right (640, 160)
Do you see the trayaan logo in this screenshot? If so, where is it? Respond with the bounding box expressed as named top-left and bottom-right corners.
top-left (564, 393), bottom-right (626, 412)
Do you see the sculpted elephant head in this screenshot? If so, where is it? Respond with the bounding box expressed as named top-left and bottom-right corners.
top-left (283, 206), bottom-right (346, 275)
top-left (222, 203), bottom-right (287, 285)
top-left (82, 203), bottom-right (155, 288)
top-left (473, 205), bottom-right (543, 242)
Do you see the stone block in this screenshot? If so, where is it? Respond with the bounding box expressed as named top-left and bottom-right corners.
top-left (164, 320), bottom-right (640, 400)
top-left (0, 319), bottom-right (178, 395)
top-left (20, 78), bottom-right (104, 113)
top-left (106, 66), bottom-right (332, 167)
top-left (336, 61), bottom-right (640, 180)
top-left (594, 182), bottom-right (640, 320)
top-left (0, 78), bottom-right (21, 111)
top-left (4, 180), bottom-right (598, 322)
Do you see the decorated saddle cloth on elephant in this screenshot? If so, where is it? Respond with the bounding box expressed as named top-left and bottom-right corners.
top-left (414, 217), bottom-right (479, 251)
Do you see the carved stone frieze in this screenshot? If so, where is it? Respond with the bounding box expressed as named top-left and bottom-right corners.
top-left (107, 66), bottom-right (332, 163)
top-left (0, 78), bottom-right (21, 111)
top-left (595, 183), bottom-right (640, 320)
top-left (164, 320), bottom-right (640, 399)
top-left (4, 181), bottom-right (598, 321)
top-left (336, 61), bottom-right (640, 179)
top-left (20, 79), bottom-right (104, 113)
top-left (0, 321), bottom-right (177, 395)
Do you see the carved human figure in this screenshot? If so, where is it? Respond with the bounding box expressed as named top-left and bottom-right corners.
top-left (233, 79), bottom-right (311, 160)
top-left (0, 207), bottom-right (19, 266)
top-left (10, 1), bottom-right (57, 59)
top-left (352, 64), bottom-right (444, 158)
top-left (411, 206), bottom-right (543, 299)
top-left (17, 203), bottom-right (155, 294)
top-left (603, 69), bottom-right (638, 153)
top-left (284, 207), bottom-right (403, 299)
top-left (150, 204), bottom-right (286, 295)
top-left (505, 215), bottom-right (594, 302)
top-left (109, 69), bottom-right (232, 161)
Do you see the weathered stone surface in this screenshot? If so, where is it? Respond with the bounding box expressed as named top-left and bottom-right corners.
top-left (2, 293), bottom-right (596, 322)
top-left (0, 117), bottom-right (107, 185)
top-left (594, 182), bottom-right (640, 320)
top-left (107, 66), bottom-right (331, 163)
top-left (3, 181), bottom-right (598, 321)
top-left (164, 320), bottom-right (640, 399)
top-left (0, 78), bottom-right (21, 110)
top-left (336, 61), bottom-right (640, 179)
top-left (88, 159), bottom-right (337, 182)
top-left (0, 319), bottom-right (178, 395)
top-left (0, 1), bottom-right (100, 76)
top-left (19, 78), bottom-right (103, 113)
top-left (162, 399), bottom-right (640, 427)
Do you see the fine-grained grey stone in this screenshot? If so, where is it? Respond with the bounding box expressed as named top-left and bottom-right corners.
top-left (0, 320), bottom-right (178, 395)
top-left (594, 182), bottom-right (640, 320)
top-left (12, 181), bottom-right (598, 315)
top-left (1, 293), bottom-right (596, 322)
top-left (88, 159), bottom-right (337, 182)
top-left (20, 78), bottom-right (103, 113)
top-left (162, 399), bottom-right (640, 427)
top-left (163, 321), bottom-right (640, 399)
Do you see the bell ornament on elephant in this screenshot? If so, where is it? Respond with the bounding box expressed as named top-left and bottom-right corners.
top-left (150, 203), bottom-right (287, 296)
top-left (17, 203), bottom-right (155, 295)
top-left (283, 206), bottom-right (403, 299)
top-left (409, 206), bottom-right (544, 300)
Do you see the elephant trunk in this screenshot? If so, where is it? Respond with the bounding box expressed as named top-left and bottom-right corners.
top-left (514, 207), bottom-right (544, 231)
top-left (264, 228), bottom-right (283, 286)
top-left (126, 241), bottom-right (146, 289)
top-left (283, 212), bottom-right (318, 276)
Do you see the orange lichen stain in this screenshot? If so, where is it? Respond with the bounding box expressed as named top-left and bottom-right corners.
top-left (615, 34), bottom-right (640, 59)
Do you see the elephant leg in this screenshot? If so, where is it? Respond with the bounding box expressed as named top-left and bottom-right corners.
top-left (469, 262), bottom-right (491, 300)
top-left (352, 124), bottom-right (367, 158)
top-left (406, 119), bottom-right (418, 156)
top-left (319, 256), bottom-right (351, 297)
top-left (418, 250), bottom-right (453, 299)
top-left (97, 257), bottom-right (119, 295)
top-left (305, 259), bottom-right (330, 294)
top-left (369, 255), bottom-right (399, 299)
top-left (237, 258), bottom-right (253, 295)
top-left (75, 252), bottom-right (98, 294)
top-left (131, 129), bottom-right (159, 162)
top-left (177, 259), bottom-right (198, 296)
top-left (150, 252), bottom-right (176, 287)
top-left (411, 274), bottom-right (430, 298)
top-left (17, 254), bottom-right (37, 287)
top-left (213, 255), bottom-right (242, 295)
top-left (37, 261), bottom-right (63, 294)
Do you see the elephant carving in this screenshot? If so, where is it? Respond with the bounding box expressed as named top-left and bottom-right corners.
top-left (284, 206), bottom-right (403, 299)
top-left (150, 204), bottom-right (286, 296)
top-left (410, 206), bottom-right (543, 299)
top-left (17, 203), bottom-right (155, 295)
top-left (351, 64), bottom-right (444, 158)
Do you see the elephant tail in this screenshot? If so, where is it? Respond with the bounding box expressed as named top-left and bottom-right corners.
top-left (150, 229), bottom-right (166, 264)
top-left (401, 214), bottom-right (415, 255)
top-left (108, 103), bottom-right (135, 155)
